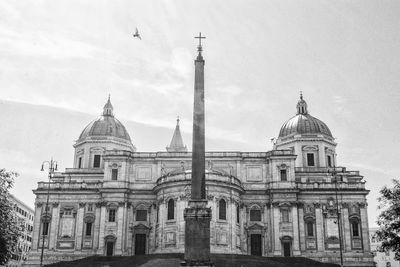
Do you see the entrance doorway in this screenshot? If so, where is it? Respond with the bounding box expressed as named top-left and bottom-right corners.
top-left (283, 242), bottom-right (291, 257)
top-left (135, 234), bottom-right (146, 255)
top-left (106, 241), bottom-right (114, 256)
top-left (250, 234), bottom-right (262, 256)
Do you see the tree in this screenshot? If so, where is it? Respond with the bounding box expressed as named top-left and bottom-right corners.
top-left (375, 179), bottom-right (400, 260)
top-left (0, 168), bottom-right (21, 265)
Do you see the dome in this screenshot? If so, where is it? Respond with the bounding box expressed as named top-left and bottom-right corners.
top-left (278, 94), bottom-right (333, 138)
top-left (78, 97), bottom-right (132, 143)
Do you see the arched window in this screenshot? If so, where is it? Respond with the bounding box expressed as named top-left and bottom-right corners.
top-left (219, 199), bottom-right (226, 220)
top-left (167, 199), bottom-right (174, 220)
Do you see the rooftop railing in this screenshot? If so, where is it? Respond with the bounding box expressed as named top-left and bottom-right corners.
top-left (37, 181), bottom-right (101, 190)
top-left (156, 172), bottom-right (242, 187)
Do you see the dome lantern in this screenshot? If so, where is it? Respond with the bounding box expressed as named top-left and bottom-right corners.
top-left (103, 94), bottom-right (114, 117)
top-left (296, 92), bottom-right (308, 115)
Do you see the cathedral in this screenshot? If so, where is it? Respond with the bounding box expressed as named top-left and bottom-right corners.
top-left (27, 49), bottom-right (374, 267)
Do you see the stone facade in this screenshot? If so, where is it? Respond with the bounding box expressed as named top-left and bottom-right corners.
top-left (24, 95), bottom-right (374, 267)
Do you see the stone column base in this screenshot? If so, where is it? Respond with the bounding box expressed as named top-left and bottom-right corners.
top-left (183, 200), bottom-right (213, 266)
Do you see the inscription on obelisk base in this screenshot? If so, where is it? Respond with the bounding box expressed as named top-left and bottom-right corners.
top-left (181, 33), bottom-right (213, 267)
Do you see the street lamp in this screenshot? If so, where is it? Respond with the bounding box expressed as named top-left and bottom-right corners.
top-left (39, 158), bottom-right (58, 267)
top-left (329, 165), bottom-right (344, 267)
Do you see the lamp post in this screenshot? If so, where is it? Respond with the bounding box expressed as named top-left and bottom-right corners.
top-left (331, 165), bottom-right (344, 267)
top-left (39, 158), bottom-right (57, 267)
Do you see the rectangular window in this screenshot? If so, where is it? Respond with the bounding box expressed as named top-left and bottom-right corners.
top-left (307, 153), bottom-right (315, 166)
top-left (280, 169), bottom-right (287, 181)
top-left (307, 222), bottom-right (314, 237)
top-left (85, 222), bottom-right (92, 236)
top-left (352, 222), bottom-right (359, 237)
top-left (93, 155), bottom-right (101, 168)
top-left (250, 210), bottom-right (261, 221)
top-left (108, 209), bottom-right (116, 222)
top-left (327, 155), bottom-right (332, 167)
top-left (78, 157), bottom-right (82, 168)
top-left (42, 222), bottom-right (49, 236)
top-left (88, 204), bottom-right (93, 212)
top-left (236, 205), bottom-right (240, 224)
top-left (281, 209), bottom-right (289, 223)
top-left (136, 210), bottom-right (147, 221)
top-left (111, 169), bottom-right (118, 180)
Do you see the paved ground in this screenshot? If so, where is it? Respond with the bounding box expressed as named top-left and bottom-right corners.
top-left (47, 253), bottom-right (340, 267)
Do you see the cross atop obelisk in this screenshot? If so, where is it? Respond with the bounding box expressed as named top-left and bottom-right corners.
top-left (195, 32), bottom-right (206, 54)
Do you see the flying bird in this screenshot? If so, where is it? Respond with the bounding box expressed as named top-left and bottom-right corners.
top-left (133, 27), bottom-right (141, 40)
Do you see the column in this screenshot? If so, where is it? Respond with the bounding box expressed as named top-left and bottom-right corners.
top-left (115, 204), bottom-right (124, 254)
top-left (342, 206), bottom-right (351, 252)
top-left (315, 205), bottom-right (324, 251)
top-left (93, 204), bottom-right (101, 250)
top-left (298, 207), bottom-right (305, 251)
top-left (97, 205), bottom-right (106, 254)
top-left (32, 203), bottom-right (42, 250)
top-left (292, 205), bottom-right (300, 255)
top-left (360, 204), bottom-right (370, 251)
top-left (49, 203), bottom-right (59, 249)
top-left (273, 206), bottom-right (281, 255)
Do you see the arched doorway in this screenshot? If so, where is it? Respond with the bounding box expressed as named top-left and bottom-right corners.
top-left (281, 236), bottom-right (292, 257)
top-left (104, 235), bottom-right (116, 256)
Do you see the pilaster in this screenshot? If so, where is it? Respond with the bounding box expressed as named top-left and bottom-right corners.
top-left (93, 205), bottom-right (101, 250)
top-left (127, 204), bottom-right (133, 255)
top-left (115, 205), bottom-right (124, 254)
top-left (98, 205), bottom-right (106, 254)
top-left (292, 205), bottom-right (300, 255)
top-left (298, 208), bottom-right (305, 251)
top-left (75, 204), bottom-right (85, 250)
top-left (342, 208), bottom-right (351, 252)
top-left (49, 203), bottom-right (59, 249)
top-left (360, 206), bottom-right (370, 251)
top-left (32, 203), bottom-right (42, 250)
top-left (315, 206), bottom-right (324, 251)
top-left (273, 207), bottom-right (281, 255)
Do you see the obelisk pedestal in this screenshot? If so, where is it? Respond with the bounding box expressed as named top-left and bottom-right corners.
top-left (182, 200), bottom-right (212, 266)
top-left (181, 33), bottom-right (213, 267)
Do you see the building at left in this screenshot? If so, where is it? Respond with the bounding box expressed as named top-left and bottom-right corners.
top-left (6, 194), bottom-right (34, 267)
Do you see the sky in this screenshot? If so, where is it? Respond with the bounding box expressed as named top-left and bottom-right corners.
top-left (1, 0), bottom-right (400, 227)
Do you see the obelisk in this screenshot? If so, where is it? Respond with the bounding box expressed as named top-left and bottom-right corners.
top-left (182, 33), bottom-right (213, 267)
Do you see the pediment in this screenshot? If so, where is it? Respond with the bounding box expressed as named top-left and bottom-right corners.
top-left (134, 223), bottom-right (151, 230)
top-left (247, 223), bottom-right (264, 231)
